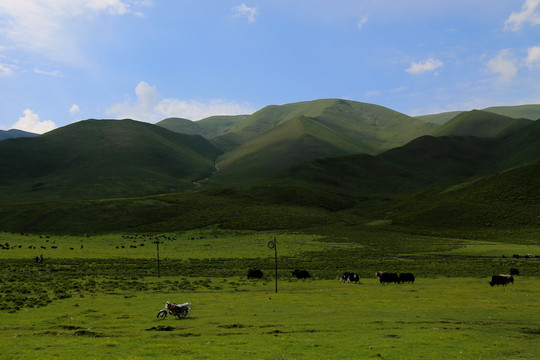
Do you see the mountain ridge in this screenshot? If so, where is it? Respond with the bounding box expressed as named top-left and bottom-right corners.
top-left (210, 99), bottom-right (437, 183)
top-left (270, 118), bottom-right (540, 199)
top-left (0, 119), bottom-right (221, 201)
top-left (432, 110), bottom-right (532, 138)
top-left (0, 129), bottom-right (38, 141)
top-left (0, 99), bottom-right (538, 234)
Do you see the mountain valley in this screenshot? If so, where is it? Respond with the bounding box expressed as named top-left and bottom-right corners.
top-left (1, 99), bottom-right (539, 234)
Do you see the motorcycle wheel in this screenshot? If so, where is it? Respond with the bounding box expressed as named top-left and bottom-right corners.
top-left (157, 310), bottom-right (167, 319)
top-left (176, 309), bottom-right (188, 319)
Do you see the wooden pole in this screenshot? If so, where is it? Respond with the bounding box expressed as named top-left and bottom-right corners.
top-left (274, 237), bottom-right (278, 293)
top-left (268, 237), bottom-right (278, 293)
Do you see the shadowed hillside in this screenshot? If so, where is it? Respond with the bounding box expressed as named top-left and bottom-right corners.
top-left (214, 115), bottom-right (373, 183)
top-left (0, 119), bottom-right (221, 201)
top-left (0, 129), bottom-right (37, 141)
top-left (432, 110), bottom-right (531, 138)
top-left (212, 99), bottom-right (437, 184)
top-left (272, 135), bottom-right (499, 197)
top-left (416, 104), bottom-right (540, 125)
top-left (387, 158), bottom-right (540, 230)
top-left (157, 115), bottom-right (249, 139)
top-left (483, 104), bottom-right (540, 120)
top-left (0, 101), bottom-right (539, 235)
top-left (272, 119), bottom-right (540, 198)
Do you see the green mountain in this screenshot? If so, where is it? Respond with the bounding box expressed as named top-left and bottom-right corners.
top-left (156, 117), bottom-right (200, 135)
top-left (496, 117), bottom-right (540, 169)
top-left (273, 119), bottom-right (540, 198)
top-left (214, 115), bottom-right (370, 183)
top-left (432, 110), bottom-right (532, 138)
top-left (386, 158), bottom-right (540, 230)
top-left (415, 111), bottom-right (463, 125)
top-left (415, 104), bottom-right (540, 125)
top-left (1, 100), bottom-right (539, 234)
top-left (483, 104), bottom-right (540, 120)
top-left (0, 129), bottom-right (38, 141)
top-left (212, 99), bottom-right (437, 184)
top-left (272, 136), bottom-right (498, 198)
top-left (157, 115), bottom-right (248, 139)
top-left (0, 119), bottom-right (221, 202)
top-left (213, 99), bottom-right (437, 152)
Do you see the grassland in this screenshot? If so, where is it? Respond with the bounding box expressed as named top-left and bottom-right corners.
top-left (0, 277), bottom-right (538, 359)
top-left (0, 228), bottom-right (539, 359)
top-left (0, 119), bottom-right (221, 202)
top-left (1, 98), bottom-right (539, 358)
top-left (432, 110), bottom-right (532, 138)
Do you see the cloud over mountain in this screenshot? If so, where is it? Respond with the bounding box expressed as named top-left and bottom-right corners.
top-left (106, 81), bottom-right (256, 122)
top-left (11, 109), bottom-right (56, 134)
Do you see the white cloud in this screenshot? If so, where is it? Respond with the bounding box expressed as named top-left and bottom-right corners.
top-left (487, 49), bottom-right (518, 81)
top-left (406, 58), bottom-right (443, 75)
top-left (525, 45), bottom-right (540, 68)
top-left (70, 104), bottom-right (80, 116)
top-left (504, 0), bottom-right (540, 31)
top-left (156, 98), bottom-right (255, 120)
top-left (106, 81), bottom-right (256, 122)
top-left (0, 63), bottom-right (15, 76)
top-left (0, 0), bottom-right (152, 64)
top-left (11, 109), bottom-right (57, 134)
top-left (232, 3), bottom-right (258, 23)
top-left (357, 17), bottom-right (368, 30)
top-left (34, 68), bottom-right (62, 77)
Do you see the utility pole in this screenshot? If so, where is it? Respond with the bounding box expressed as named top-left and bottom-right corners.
top-left (155, 240), bottom-right (161, 278)
top-left (268, 237), bottom-right (278, 293)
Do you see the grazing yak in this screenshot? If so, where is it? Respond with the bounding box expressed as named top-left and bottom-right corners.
top-left (340, 272), bottom-right (360, 283)
top-left (490, 274), bottom-right (514, 286)
top-left (247, 269), bottom-right (263, 279)
top-left (291, 269), bottom-right (311, 279)
top-left (376, 271), bottom-right (400, 284)
top-left (399, 273), bottom-right (415, 284)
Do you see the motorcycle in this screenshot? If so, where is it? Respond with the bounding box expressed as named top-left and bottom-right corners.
top-left (157, 300), bottom-right (191, 319)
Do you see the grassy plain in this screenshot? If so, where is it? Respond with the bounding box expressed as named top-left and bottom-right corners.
top-left (1, 228), bottom-right (539, 359)
top-left (0, 278), bottom-right (538, 359)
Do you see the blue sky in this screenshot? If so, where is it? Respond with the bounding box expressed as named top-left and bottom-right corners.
top-left (1, 0), bottom-right (540, 133)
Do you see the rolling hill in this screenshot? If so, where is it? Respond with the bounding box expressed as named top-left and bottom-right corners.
top-left (432, 110), bottom-right (532, 138)
top-left (214, 115), bottom-right (371, 183)
top-left (0, 129), bottom-right (37, 141)
top-left (415, 111), bottom-right (463, 125)
top-left (386, 158), bottom-right (540, 230)
top-left (483, 104), bottom-right (540, 120)
top-left (270, 136), bottom-right (498, 198)
top-left (415, 104), bottom-right (540, 125)
top-left (213, 99), bottom-right (436, 152)
top-left (0, 119), bottom-right (221, 201)
top-left (157, 114), bottom-right (249, 139)
top-left (270, 118), bottom-right (540, 198)
top-left (211, 99), bottom-right (437, 184)
top-left (1, 99), bottom-right (539, 234)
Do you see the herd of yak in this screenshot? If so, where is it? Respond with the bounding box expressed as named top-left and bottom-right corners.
top-left (247, 268), bottom-right (521, 287)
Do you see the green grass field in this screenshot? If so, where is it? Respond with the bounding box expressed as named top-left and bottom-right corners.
top-left (0, 278), bottom-right (538, 359)
top-left (1, 229), bottom-right (539, 359)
